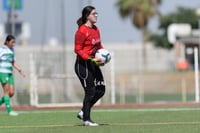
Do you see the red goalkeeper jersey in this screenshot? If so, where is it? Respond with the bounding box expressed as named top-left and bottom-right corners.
top-left (74, 24), bottom-right (103, 60)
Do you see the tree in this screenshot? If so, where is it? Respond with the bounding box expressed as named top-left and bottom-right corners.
top-left (149, 7), bottom-right (200, 49)
top-left (116, 0), bottom-right (161, 70)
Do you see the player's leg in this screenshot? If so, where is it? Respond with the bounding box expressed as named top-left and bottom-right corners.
top-left (3, 83), bottom-right (12, 113)
top-left (0, 74), bottom-right (16, 108)
top-left (2, 74), bottom-right (18, 116)
top-left (77, 67), bottom-right (96, 122)
top-left (77, 82), bottom-right (105, 121)
top-left (90, 67), bottom-right (105, 107)
top-left (3, 84), bottom-right (18, 116)
top-left (0, 96), bottom-right (4, 106)
top-left (75, 59), bottom-right (98, 126)
top-left (75, 59), bottom-right (85, 120)
top-left (90, 86), bottom-right (105, 107)
top-left (0, 73), bottom-right (6, 106)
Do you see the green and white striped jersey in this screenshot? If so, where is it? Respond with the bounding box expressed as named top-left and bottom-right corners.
top-left (0, 45), bottom-right (15, 73)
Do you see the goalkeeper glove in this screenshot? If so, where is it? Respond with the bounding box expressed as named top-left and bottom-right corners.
top-left (88, 58), bottom-right (104, 66)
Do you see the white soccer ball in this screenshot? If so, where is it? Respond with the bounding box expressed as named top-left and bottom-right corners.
top-left (95, 48), bottom-right (111, 65)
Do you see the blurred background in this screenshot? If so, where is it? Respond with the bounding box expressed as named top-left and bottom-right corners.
top-left (0, 0), bottom-right (200, 107)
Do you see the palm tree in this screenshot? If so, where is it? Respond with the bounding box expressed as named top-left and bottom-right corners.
top-left (116, 0), bottom-right (161, 71)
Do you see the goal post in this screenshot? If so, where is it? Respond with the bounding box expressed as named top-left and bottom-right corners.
top-left (29, 53), bottom-right (83, 107)
top-left (194, 47), bottom-right (200, 102)
top-left (29, 50), bottom-right (116, 108)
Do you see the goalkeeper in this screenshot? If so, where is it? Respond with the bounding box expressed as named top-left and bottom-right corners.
top-left (74, 6), bottom-right (106, 126)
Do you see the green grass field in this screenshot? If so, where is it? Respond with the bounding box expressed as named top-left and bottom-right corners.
top-left (1, 107), bottom-right (200, 133)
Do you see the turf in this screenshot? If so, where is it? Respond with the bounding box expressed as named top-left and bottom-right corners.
top-left (0, 108), bottom-right (200, 133)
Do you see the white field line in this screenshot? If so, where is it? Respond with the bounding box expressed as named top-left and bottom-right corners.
top-left (8, 107), bottom-right (200, 114)
top-left (1, 121), bottom-right (200, 129)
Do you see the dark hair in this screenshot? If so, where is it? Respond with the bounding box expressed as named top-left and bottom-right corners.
top-left (77, 5), bottom-right (95, 27)
top-left (5, 35), bottom-right (15, 42)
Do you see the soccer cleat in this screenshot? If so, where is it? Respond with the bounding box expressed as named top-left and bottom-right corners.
top-left (83, 120), bottom-right (99, 126)
top-left (9, 111), bottom-right (18, 116)
top-left (77, 110), bottom-right (83, 120)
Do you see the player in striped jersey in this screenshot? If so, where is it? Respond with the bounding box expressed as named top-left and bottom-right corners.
top-left (0, 35), bottom-right (25, 116)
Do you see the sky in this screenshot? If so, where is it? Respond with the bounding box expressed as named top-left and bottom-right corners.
top-left (0, 0), bottom-right (200, 45)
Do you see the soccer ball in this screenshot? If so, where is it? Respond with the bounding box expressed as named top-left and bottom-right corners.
top-left (95, 48), bottom-right (111, 65)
